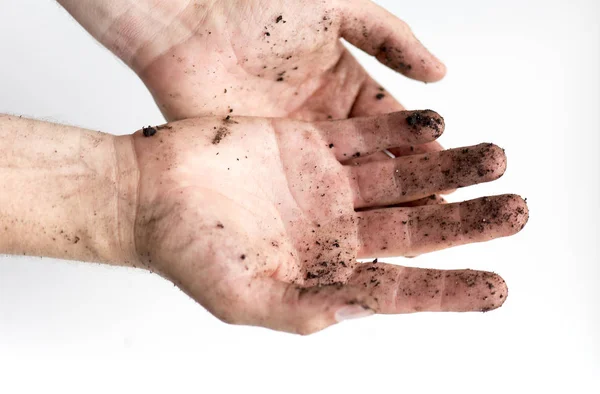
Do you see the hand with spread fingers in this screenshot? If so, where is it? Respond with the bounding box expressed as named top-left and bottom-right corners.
top-left (57, 0), bottom-right (445, 156)
top-left (0, 2), bottom-right (530, 335)
top-left (132, 111), bottom-right (528, 334)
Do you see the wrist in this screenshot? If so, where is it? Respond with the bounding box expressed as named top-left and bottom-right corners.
top-left (112, 134), bottom-right (141, 266)
top-left (0, 115), bottom-right (140, 266)
top-left (58, 0), bottom-right (212, 72)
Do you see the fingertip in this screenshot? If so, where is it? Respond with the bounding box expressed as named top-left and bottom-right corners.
top-left (484, 194), bottom-right (530, 237)
top-left (401, 109), bottom-right (445, 140)
top-left (474, 143), bottom-right (508, 182)
top-left (440, 269), bottom-right (509, 313)
top-left (480, 272), bottom-right (508, 312)
top-left (422, 58), bottom-right (447, 83)
top-left (489, 143), bottom-right (508, 180)
top-left (506, 194), bottom-right (530, 234)
top-left (458, 194), bottom-right (529, 240)
top-left (340, 0), bottom-right (446, 83)
top-left (428, 109), bottom-right (445, 138)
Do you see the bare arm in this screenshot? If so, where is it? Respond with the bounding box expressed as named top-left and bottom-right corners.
top-left (0, 115), bottom-right (139, 266)
top-left (0, 112), bottom-right (527, 334)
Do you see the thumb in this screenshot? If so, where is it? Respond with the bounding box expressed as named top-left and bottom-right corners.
top-left (250, 278), bottom-right (376, 335)
top-left (340, 0), bottom-right (446, 82)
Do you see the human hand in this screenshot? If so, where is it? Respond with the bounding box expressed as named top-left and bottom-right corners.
top-left (131, 111), bottom-right (528, 334)
top-left (58, 0), bottom-right (445, 122)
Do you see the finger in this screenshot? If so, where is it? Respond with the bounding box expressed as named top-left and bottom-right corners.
top-left (248, 263), bottom-right (508, 334)
top-left (340, 0), bottom-right (446, 82)
top-left (347, 263), bottom-right (508, 314)
top-left (348, 143), bottom-right (506, 208)
top-left (317, 110), bottom-right (444, 161)
top-left (347, 76), bottom-right (444, 159)
top-left (356, 194), bottom-right (529, 258)
top-left (241, 278), bottom-right (376, 335)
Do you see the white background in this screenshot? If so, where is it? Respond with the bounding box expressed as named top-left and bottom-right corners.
top-left (0, 0), bottom-right (599, 392)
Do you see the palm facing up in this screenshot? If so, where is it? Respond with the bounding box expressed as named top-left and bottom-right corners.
top-left (62, 0), bottom-right (445, 121)
top-left (132, 111), bottom-right (528, 334)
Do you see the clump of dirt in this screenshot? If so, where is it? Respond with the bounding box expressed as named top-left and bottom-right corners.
top-left (406, 111), bottom-right (443, 135)
top-left (142, 126), bottom-right (157, 137)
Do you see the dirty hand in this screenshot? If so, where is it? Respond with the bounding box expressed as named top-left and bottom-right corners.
top-left (57, 0), bottom-right (445, 123)
top-left (0, 112), bottom-right (527, 334)
top-left (131, 111), bottom-right (527, 334)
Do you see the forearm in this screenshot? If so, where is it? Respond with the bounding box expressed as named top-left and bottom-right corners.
top-left (0, 115), bottom-right (139, 266)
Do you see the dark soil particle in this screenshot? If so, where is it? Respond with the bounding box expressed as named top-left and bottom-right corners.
top-left (329, 143), bottom-right (334, 148)
top-left (375, 93), bottom-right (385, 100)
top-left (142, 126), bottom-right (157, 137)
top-left (240, 254), bottom-right (246, 260)
top-left (276, 15), bottom-right (283, 23)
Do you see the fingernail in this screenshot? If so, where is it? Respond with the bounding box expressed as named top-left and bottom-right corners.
top-left (335, 305), bottom-right (375, 322)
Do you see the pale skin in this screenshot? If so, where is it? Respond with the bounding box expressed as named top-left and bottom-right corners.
top-left (1, 0), bottom-right (527, 334)
top-left (0, 113), bottom-right (528, 334)
top-left (56, 0), bottom-right (446, 156)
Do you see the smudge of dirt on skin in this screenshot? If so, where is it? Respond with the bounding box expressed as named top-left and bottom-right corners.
top-left (379, 46), bottom-right (412, 73)
top-left (460, 195), bottom-right (528, 234)
top-left (301, 227), bottom-right (358, 286)
top-left (406, 111), bottom-right (443, 136)
top-left (435, 144), bottom-right (505, 189)
top-left (212, 126), bottom-right (230, 145)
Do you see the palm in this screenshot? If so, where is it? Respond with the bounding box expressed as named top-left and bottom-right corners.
top-left (130, 113), bottom-right (527, 333)
top-left (128, 0), bottom-right (444, 121)
top-left (133, 117), bottom-right (357, 283)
